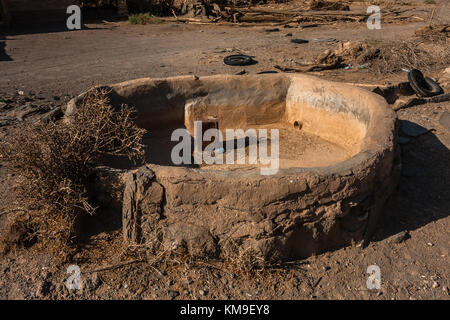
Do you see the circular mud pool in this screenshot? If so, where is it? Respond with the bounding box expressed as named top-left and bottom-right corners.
top-left (66, 74), bottom-right (400, 262)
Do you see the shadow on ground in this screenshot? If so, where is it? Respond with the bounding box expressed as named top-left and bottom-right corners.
top-left (0, 34), bottom-right (12, 61)
top-left (375, 124), bottom-right (449, 241)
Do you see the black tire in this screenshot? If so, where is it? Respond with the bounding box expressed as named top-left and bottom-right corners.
top-left (224, 55), bottom-right (254, 66)
top-left (290, 39), bottom-right (309, 44)
top-left (408, 69), bottom-right (443, 97)
top-left (257, 71), bottom-right (278, 74)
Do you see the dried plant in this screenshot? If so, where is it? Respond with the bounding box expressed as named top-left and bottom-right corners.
top-left (0, 88), bottom-right (146, 259)
top-left (333, 37), bottom-right (449, 75)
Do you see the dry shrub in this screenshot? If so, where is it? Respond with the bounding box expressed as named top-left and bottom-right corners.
top-left (129, 13), bottom-right (163, 24)
top-left (414, 24), bottom-right (450, 43)
top-left (0, 88), bottom-right (146, 259)
top-left (333, 38), bottom-right (449, 74)
top-left (0, 214), bottom-right (36, 255)
top-left (219, 239), bottom-right (272, 277)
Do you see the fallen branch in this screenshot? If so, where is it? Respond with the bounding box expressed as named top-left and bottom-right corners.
top-left (394, 93), bottom-right (450, 111)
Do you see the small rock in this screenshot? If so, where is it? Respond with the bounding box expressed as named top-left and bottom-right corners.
top-left (432, 281), bottom-right (439, 289)
top-left (168, 290), bottom-right (179, 299)
top-left (199, 289), bottom-right (207, 296)
top-left (442, 286), bottom-right (449, 294)
top-left (444, 67), bottom-right (450, 76)
top-left (439, 112), bottom-right (450, 132)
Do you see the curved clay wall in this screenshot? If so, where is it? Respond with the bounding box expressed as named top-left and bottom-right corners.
top-left (66, 74), bottom-right (400, 262)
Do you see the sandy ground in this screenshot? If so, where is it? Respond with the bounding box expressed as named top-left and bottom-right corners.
top-left (0, 2), bottom-right (449, 300)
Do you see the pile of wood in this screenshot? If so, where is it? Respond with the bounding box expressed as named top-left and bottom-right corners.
top-left (218, 7), bottom-right (365, 24)
top-left (163, 1), bottom-right (419, 27)
top-left (215, 5), bottom-right (416, 25)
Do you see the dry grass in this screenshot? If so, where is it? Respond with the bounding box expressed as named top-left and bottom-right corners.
top-left (414, 24), bottom-right (450, 43)
top-left (129, 13), bottom-right (163, 24)
top-left (0, 88), bottom-right (146, 260)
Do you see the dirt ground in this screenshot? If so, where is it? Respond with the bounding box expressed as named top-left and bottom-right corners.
top-left (0, 1), bottom-right (449, 300)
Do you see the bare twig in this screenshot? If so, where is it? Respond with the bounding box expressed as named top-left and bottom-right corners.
top-left (86, 259), bottom-right (145, 273)
top-left (0, 207), bottom-right (27, 217)
top-left (429, 7), bottom-right (436, 27)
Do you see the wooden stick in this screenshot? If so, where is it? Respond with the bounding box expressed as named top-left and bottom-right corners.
top-left (429, 7), bottom-right (436, 27)
top-left (86, 259), bottom-right (145, 273)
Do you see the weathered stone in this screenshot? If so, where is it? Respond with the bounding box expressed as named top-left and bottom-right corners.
top-left (122, 166), bottom-right (163, 244)
top-left (439, 112), bottom-right (450, 132)
top-left (161, 222), bottom-right (218, 258)
top-left (168, 290), bottom-right (179, 299)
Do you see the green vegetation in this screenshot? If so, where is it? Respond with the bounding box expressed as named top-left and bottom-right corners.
top-left (129, 13), bottom-right (163, 25)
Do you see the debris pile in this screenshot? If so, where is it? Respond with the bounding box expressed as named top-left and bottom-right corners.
top-left (414, 24), bottom-right (450, 43)
top-left (156, 1), bottom-right (417, 26)
top-left (314, 38), bottom-right (449, 74)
